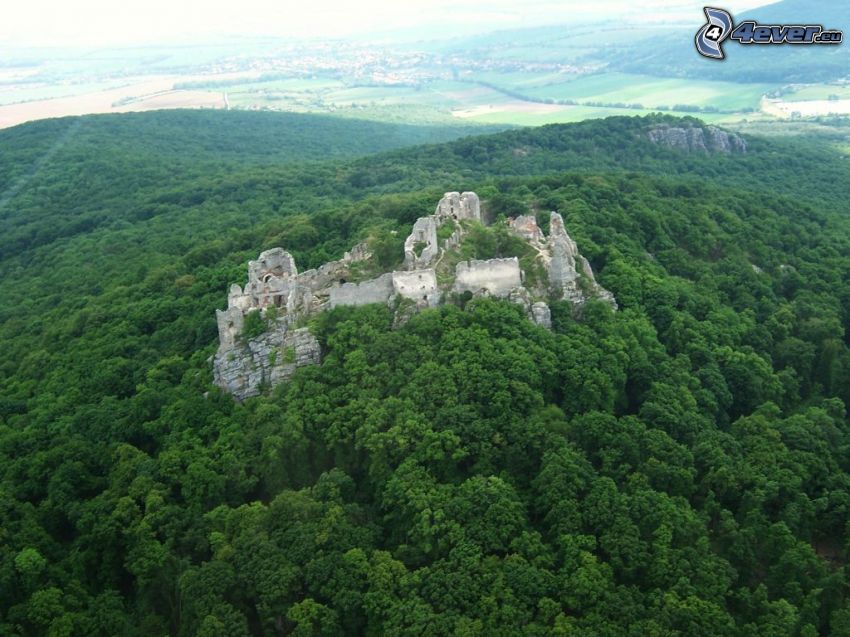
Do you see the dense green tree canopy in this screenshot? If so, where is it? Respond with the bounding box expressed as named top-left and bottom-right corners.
top-left (1, 111), bottom-right (850, 635)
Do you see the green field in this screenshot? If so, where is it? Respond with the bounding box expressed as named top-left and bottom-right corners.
top-left (202, 73), bottom-right (850, 128)
top-left (457, 105), bottom-right (738, 126)
top-left (323, 85), bottom-right (456, 107)
top-left (0, 64), bottom-right (790, 132)
top-left (218, 77), bottom-right (345, 93)
top-left (0, 79), bottom-right (132, 106)
top-left (518, 72), bottom-right (776, 111)
top-left (215, 72), bottom-right (764, 128)
top-left (472, 71), bottom-right (567, 90)
top-left (456, 104), bottom-right (652, 126)
top-left (224, 79), bottom-right (518, 122)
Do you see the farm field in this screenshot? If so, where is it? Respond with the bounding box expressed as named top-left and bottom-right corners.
top-left (0, 76), bottom-right (227, 129)
top-left (451, 103), bottom-right (740, 126)
top-left (0, 79), bottom-right (135, 106)
top-left (221, 78), bottom-right (699, 126)
top-left (0, 70), bottom-right (276, 129)
top-left (515, 72), bottom-right (776, 112)
top-left (211, 75), bottom-right (755, 126)
top-left (2, 62), bottom-right (847, 131)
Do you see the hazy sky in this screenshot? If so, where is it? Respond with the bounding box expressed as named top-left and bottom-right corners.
top-left (4, 0), bottom-right (769, 48)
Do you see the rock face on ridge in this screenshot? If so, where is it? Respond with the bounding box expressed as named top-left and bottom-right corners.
top-left (546, 212), bottom-right (617, 307)
top-left (404, 191), bottom-right (480, 268)
top-left (213, 191), bottom-right (615, 399)
top-left (647, 124), bottom-right (747, 154)
top-left (213, 327), bottom-right (321, 400)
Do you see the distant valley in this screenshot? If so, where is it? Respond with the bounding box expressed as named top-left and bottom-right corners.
top-left (2, 0), bottom-right (848, 136)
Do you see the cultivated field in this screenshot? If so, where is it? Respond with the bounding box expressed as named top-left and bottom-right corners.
top-left (0, 71), bottom-right (258, 129)
top-left (496, 72), bottom-right (776, 112)
top-left (1, 62), bottom-right (847, 132)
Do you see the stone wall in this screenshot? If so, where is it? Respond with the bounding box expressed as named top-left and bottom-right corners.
top-left (392, 269), bottom-right (439, 306)
top-left (227, 284), bottom-right (252, 312)
top-left (298, 242), bottom-right (371, 293)
top-left (329, 273), bottom-right (395, 309)
top-left (435, 191), bottom-right (481, 222)
top-left (244, 248), bottom-right (299, 309)
top-left (454, 257), bottom-right (522, 297)
top-left (216, 306), bottom-right (245, 350)
top-left (403, 216), bottom-right (439, 269)
top-left (508, 215), bottom-right (544, 243)
top-left (403, 192), bottom-right (481, 270)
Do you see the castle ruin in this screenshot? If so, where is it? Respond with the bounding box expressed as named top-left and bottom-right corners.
top-left (214, 191), bottom-right (615, 399)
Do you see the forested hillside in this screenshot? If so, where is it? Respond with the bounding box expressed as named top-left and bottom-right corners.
top-left (1, 111), bottom-right (850, 636)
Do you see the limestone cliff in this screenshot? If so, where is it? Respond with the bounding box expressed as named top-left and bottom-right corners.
top-left (213, 326), bottom-right (320, 400)
top-left (213, 191), bottom-right (615, 399)
top-left (646, 124), bottom-right (746, 154)
top-left (544, 212), bottom-right (617, 307)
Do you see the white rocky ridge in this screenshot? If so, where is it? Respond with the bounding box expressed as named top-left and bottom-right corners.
top-left (646, 124), bottom-right (747, 154)
top-left (213, 191), bottom-right (615, 399)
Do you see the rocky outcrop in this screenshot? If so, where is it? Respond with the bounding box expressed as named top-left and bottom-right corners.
top-left (213, 191), bottom-right (616, 399)
top-left (505, 212), bottom-right (616, 310)
top-left (404, 216), bottom-right (440, 269)
top-left (213, 325), bottom-right (321, 400)
top-left (506, 287), bottom-right (552, 329)
top-left (647, 125), bottom-right (746, 154)
top-left (508, 215), bottom-right (545, 242)
top-left (531, 302), bottom-right (552, 329)
top-left (545, 212), bottom-right (616, 308)
top-left (546, 212), bottom-right (582, 301)
top-left (213, 243), bottom-right (371, 399)
top-left (404, 192), bottom-right (482, 269)
top-left (435, 191), bottom-right (481, 222)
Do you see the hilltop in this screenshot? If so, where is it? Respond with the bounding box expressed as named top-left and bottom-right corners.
top-left (212, 191), bottom-right (615, 399)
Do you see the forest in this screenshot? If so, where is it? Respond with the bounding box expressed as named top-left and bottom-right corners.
top-left (1, 110), bottom-right (850, 635)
